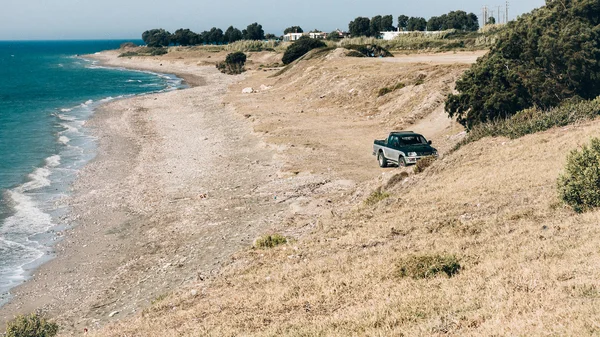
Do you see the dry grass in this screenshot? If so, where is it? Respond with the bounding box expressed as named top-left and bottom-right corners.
top-left (396, 254), bottom-right (461, 279)
top-left (413, 156), bottom-right (437, 174)
top-left (83, 52), bottom-right (600, 337)
top-left (90, 118), bottom-right (600, 337)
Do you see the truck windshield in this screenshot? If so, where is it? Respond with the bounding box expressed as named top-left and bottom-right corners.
top-left (400, 136), bottom-right (427, 145)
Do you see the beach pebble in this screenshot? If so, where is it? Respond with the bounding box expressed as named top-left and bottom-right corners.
top-left (109, 311), bottom-right (119, 317)
top-left (242, 87), bottom-right (254, 94)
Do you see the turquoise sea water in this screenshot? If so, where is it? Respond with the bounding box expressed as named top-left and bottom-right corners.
top-left (0, 40), bottom-right (182, 303)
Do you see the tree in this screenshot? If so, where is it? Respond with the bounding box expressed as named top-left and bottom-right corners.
top-left (487, 16), bottom-right (496, 25)
top-left (370, 15), bottom-right (383, 36)
top-left (207, 27), bottom-right (224, 44)
top-left (381, 15), bottom-right (394, 31)
top-left (327, 30), bottom-right (341, 40)
top-left (265, 33), bottom-right (277, 40)
top-left (284, 26), bottom-right (303, 34)
top-left (445, 0), bottom-right (600, 128)
top-left (427, 16), bottom-right (443, 31)
top-left (171, 29), bottom-right (197, 46)
top-left (398, 15), bottom-right (409, 31)
top-left (142, 29), bottom-right (171, 47)
top-left (224, 26), bottom-right (243, 43)
top-left (282, 36), bottom-right (326, 64)
top-left (406, 17), bottom-right (427, 31)
top-left (244, 22), bottom-right (265, 40)
top-left (349, 17), bottom-right (371, 37)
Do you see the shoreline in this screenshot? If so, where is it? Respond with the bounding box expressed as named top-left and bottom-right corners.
top-left (0, 51), bottom-right (288, 333)
top-left (0, 61), bottom-right (187, 307)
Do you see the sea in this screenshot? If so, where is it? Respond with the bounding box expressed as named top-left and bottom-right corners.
top-left (0, 40), bottom-right (183, 305)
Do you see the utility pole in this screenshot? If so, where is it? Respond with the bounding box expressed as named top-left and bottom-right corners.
top-left (497, 5), bottom-right (503, 23)
top-left (482, 6), bottom-right (489, 26)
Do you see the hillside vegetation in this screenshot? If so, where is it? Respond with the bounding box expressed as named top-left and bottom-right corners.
top-left (446, 0), bottom-right (600, 128)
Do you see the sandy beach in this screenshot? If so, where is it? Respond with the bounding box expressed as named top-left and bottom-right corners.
top-left (0, 52), bottom-right (295, 333)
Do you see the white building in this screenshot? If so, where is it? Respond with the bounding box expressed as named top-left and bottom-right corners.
top-left (283, 33), bottom-right (304, 42)
top-left (308, 32), bottom-right (327, 39)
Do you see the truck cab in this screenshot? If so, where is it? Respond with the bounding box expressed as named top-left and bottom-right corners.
top-left (373, 131), bottom-right (438, 167)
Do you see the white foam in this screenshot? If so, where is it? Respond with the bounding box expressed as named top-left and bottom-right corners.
top-left (60, 108), bottom-right (72, 113)
top-left (84, 99), bottom-right (93, 105)
top-left (45, 155), bottom-right (61, 167)
top-left (59, 123), bottom-right (80, 134)
top-left (58, 136), bottom-right (70, 145)
top-left (57, 114), bottom-right (76, 121)
top-left (3, 190), bottom-right (53, 234)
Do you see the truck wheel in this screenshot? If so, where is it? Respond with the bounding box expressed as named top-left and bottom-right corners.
top-left (378, 152), bottom-right (388, 168)
top-left (398, 156), bottom-right (407, 168)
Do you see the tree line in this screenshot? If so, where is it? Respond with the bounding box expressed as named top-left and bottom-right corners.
top-left (349, 10), bottom-right (479, 37)
top-left (142, 23), bottom-right (270, 47)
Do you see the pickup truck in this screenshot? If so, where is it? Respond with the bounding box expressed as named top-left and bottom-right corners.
top-left (373, 131), bottom-right (438, 167)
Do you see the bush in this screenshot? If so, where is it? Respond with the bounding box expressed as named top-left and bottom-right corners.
top-left (413, 156), bottom-right (437, 174)
top-left (365, 188), bottom-right (390, 206)
top-left (254, 234), bottom-right (287, 248)
top-left (217, 51), bottom-right (247, 75)
top-left (378, 82), bottom-right (405, 97)
top-left (120, 42), bottom-right (138, 49)
top-left (6, 313), bottom-right (58, 337)
top-left (344, 44), bottom-right (393, 58)
top-left (396, 254), bottom-right (460, 279)
top-left (224, 40), bottom-right (285, 52)
top-left (282, 37), bottom-right (327, 65)
top-left (558, 138), bottom-right (600, 213)
top-left (150, 47), bottom-right (168, 56)
top-left (446, 1), bottom-right (600, 128)
top-left (118, 51), bottom-right (139, 57)
top-left (453, 96), bottom-right (600, 151)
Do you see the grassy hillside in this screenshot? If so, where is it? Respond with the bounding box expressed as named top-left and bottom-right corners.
top-left (84, 46), bottom-right (600, 336)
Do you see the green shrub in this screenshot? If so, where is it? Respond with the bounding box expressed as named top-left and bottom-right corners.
top-left (414, 156), bottom-right (437, 174)
top-left (120, 42), bottom-right (138, 49)
top-left (282, 37), bottom-right (326, 65)
top-left (453, 97), bottom-right (600, 151)
top-left (558, 138), bottom-right (600, 213)
top-left (397, 254), bottom-right (460, 279)
top-left (118, 51), bottom-right (139, 57)
top-left (346, 50), bottom-right (366, 58)
top-left (254, 234), bottom-right (287, 248)
top-left (378, 82), bottom-right (405, 97)
top-left (6, 313), bottom-right (58, 337)
top-left (217, 52), bottom-right (247, 75)
top-left (344, 44), bottom-right (393, 58)
top-left (150, 47), bottom-right (168, 56)
top-left (365, 188), bottom-right (390, 206)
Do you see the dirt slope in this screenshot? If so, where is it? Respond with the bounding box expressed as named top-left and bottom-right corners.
top-left (88, 49), bottom-right (600, 336)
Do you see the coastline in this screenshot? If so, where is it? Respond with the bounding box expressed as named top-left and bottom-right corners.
top-left (0, 51), bottom-right (288, 333)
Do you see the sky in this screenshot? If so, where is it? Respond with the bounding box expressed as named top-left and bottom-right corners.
top-left (0, 0), bottom-right (546, 40)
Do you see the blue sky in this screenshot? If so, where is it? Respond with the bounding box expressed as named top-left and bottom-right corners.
top-left (1, 0), bottom-right (545, 40)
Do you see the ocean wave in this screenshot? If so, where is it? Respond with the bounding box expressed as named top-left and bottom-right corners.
top-left (57, 113), bottom-right (76, 121)
top-left (59, 123), bottom-right (80, 134)
top-left (58, 136), bottom-right (70, 145)
top-left (45, 155), bottom-right (61, 168)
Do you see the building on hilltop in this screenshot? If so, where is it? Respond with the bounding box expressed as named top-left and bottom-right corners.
top-left (283, 33), bottom-right (304, 42)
